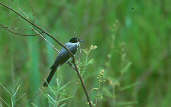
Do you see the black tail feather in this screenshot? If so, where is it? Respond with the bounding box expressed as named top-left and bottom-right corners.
top-left (43, 64), bottom-right (58, 87)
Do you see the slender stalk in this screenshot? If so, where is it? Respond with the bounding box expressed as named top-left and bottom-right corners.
top-left (0, 24), bottom-right (38, 36)
top-left (0, 2), bottom-right (92, 107)
top-left (72, 58), bottom-right (92, 106)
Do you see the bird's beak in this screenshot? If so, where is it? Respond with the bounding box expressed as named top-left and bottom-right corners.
top-left (79, 40), bottom-right (84, 43)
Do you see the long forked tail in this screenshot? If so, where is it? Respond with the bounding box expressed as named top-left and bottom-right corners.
top-left (43, 64), bottom-right (58, 87)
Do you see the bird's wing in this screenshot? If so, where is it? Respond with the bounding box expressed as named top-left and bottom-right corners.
top-left (58, 42), bottom-right (78, 56)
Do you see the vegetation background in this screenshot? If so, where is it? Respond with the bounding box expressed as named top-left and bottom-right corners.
top-left (0, 0), bottom-right (170, 107)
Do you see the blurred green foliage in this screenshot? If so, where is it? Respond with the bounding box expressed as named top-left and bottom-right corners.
top-left (0, 0), bottom-right (170, 107)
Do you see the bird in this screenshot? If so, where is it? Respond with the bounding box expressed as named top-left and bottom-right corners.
top-left (43, 37), bottom-right (83, 87)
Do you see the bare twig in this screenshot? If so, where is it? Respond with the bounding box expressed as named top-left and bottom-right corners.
top-left (0, 2), bottom-right (92, 107)
top-left (0, 24), bottom-right (38, 36)
top-left (32, 28), bottom-right (60, 53)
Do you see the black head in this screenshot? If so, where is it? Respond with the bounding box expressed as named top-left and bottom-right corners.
top-left (69, 37), bottom-right (80, 43)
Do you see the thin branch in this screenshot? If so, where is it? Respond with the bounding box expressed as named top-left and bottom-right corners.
top-left (0, 2), bottom-right (92, 107)
top-left (72, 59), bottom-right (92, 105)
top-left (32, 28), bottom-right (60, 53)
top-left (0, 24), bottom-right (38, 36)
